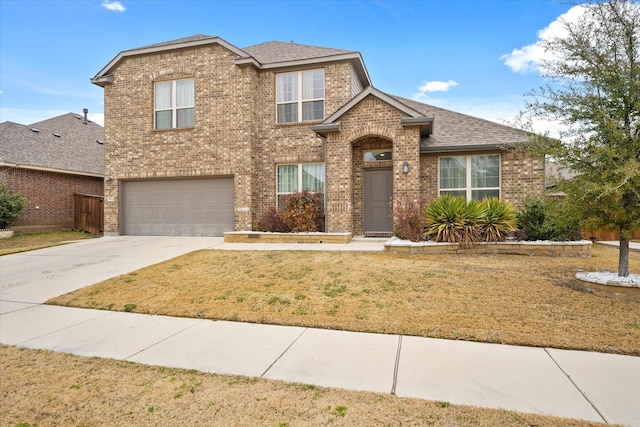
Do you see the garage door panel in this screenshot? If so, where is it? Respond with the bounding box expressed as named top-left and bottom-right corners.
top-left (121, 178), bottom-right (234, 237)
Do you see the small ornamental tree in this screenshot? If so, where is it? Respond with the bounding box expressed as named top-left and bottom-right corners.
top-left (0, 181), bottom-right (28, 229)
top-left (518, 0), bottom-right (640, 276)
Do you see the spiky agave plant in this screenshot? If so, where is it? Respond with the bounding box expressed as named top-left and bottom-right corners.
top-left (424, 195), bottom-right (485, 248)
top-left (481, 197), bottom-right (517, 242)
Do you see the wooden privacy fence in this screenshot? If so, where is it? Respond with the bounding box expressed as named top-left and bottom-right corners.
top-left (583, 227), bottom-right (640, 241)
top-left (74, 193), bottom-right (104, 235)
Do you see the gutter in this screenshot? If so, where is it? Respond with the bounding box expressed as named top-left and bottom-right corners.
top-left (0, 162), bottom-right (104, 178)
top-left (420, 143), bottom-right (513, 154)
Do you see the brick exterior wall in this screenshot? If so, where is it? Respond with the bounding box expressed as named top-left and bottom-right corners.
top-left (419, 150), bottom-right (544, 207)
top-left (323, 95), bottom-right (422, 233)
top-left (102, 43), bottom-right (356, 234)
top-left (100, 40), bottom-right (544, 236)
top-left (1, 167), bottom-right (103, 230)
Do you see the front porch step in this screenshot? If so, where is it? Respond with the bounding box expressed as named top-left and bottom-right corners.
top-left (363, 231), bottom-right (393, 238)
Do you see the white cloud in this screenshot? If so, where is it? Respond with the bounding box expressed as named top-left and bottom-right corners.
top-left (102, 0), bottom-right (126, 12)
top-left (89, 113), bottom-right (104, 126)
top-left (412, 80), bottom-right (458, 102)
top-left (500, 5), bottom-right (587, 73)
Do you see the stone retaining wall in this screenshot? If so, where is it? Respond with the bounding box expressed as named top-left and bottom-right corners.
top-left (384, 240), bottom-right (592, 257)
top-left (224, 232), bottom-right (352, 244)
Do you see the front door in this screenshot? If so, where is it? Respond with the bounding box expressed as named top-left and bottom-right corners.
top-left (364, 169), bottom-right (393, 235)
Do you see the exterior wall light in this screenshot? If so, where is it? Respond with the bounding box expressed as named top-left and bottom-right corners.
top-left (403, 161), bottom-right (409, 174)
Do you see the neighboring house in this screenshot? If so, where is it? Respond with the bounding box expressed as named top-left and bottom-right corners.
top-left (91, 35), bottom-right (543, 237)
top-left (0, 111), bottom-right (104, 231)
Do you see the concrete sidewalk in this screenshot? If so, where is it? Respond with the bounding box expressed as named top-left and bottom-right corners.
top-left (1, 236), bottom-right (639, 426)
top-left (596, 240), bottom-right (640, 252)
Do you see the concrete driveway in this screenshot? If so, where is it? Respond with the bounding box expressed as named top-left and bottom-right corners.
top-left (0, 235), bottom-right (224, 304)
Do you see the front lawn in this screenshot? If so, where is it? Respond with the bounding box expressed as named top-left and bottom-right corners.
top-left (0, 231), bottom-right (96, 256)
top-left (48, 244), bottom-right (640, 355)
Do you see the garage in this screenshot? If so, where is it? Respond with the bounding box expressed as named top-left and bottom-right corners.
top-left (121, 177), bottom-right (234, 236)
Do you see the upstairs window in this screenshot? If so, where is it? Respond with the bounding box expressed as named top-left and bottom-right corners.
top-left (276, 69), bottom-right (324, 123)
top-left (439, 154), bottom-right (500, 200)
top-left (154, 78), bottom-right (194, 129)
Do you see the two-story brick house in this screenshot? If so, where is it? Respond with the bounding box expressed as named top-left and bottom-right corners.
top-left (91, 35), bottom-right (543, 237)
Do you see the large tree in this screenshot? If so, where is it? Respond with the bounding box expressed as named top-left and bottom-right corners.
top-left (522, 0), bottom-right (640, 277)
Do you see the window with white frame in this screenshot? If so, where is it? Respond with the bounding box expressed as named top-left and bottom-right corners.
top-left (439, 154), bottom-right (500, 200)
top-left (154, 78), bottom-right (194, 129)
top-left (276, 163), bottom-right (325, 205)
top-left (276, 69), bottom-right (324, 123)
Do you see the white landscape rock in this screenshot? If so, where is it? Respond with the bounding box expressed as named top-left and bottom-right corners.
top-left (576, 272), bottom-right (640, 287)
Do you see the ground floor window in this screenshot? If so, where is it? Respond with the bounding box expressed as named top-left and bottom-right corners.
top-left (439, 154), bottom-right (500, 200)
top-left (276, 163), bottom-right (325, 205)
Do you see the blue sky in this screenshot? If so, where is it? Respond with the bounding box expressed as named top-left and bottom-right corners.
top-left (0, 0), bottom-right (575, 130)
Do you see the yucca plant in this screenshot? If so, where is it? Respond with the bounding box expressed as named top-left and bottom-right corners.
top-left (481, 197), bottom-right (517, 242)
top-left (424, 195), bottom-right (485, 248)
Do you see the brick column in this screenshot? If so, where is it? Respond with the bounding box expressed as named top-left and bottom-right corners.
top-left (325, 132), bottom-right (352, 233)
top-left (393, 127), bottom-right (421, 202)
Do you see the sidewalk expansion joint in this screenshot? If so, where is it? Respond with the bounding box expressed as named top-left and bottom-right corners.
top-left (391, 335), bottom-right (402, 395)
top-left (15, 306), bottom-right (114, 346)
top-left (124, 318), bottom-right (206, 360)
top-left (260, 327), bottom-right (308, 378)
top-left (544, 348), bottom-right (608, 424)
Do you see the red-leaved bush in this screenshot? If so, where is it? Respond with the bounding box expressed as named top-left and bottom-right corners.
top-left (280, 190), bottom-right (324, 232)
top-left (393, 197), bottom-right (427, 242)
top-left (256, 190), bottom-right (325, 233)
top-left (256, 206), bottom-right (290, 233)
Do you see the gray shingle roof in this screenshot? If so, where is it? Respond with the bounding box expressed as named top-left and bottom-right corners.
top-left (0, 113), bottom-right (104, 176)
top-left (390, 95), bottom-right (531, 151)
top-left (92, 35), bottom-right (371, 88)
top-left (242, 41), bottom-right (355, 64)
top-left (132, 34), bottom-right (215, 51)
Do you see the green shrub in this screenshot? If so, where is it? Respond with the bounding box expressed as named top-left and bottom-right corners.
top-left (516, 197), bottom-right (583, 241)
top-left (481, 197), bottom-right (517, 242)
top-left (0, 181), bottom-right (28, 229)
top-left (392, 197), bottom-right (426, 242)
top-left (425, 195), bottom-right (484, 248)
top-left (279, 190), bottom-right (324, 233)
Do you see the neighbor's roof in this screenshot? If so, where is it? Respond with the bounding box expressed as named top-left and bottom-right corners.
top-left (393, 96), bottom-right (532, 152)
top-left (91, 35), bottom-right (371, 88)
top-left (0, 113), bottom-right (104, 176)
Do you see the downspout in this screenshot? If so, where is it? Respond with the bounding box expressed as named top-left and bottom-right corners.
top-left (321, 134), bottom-right (329, 233)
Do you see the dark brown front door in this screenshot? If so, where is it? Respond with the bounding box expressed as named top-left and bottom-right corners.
top-left (364, 169), bottom-right (393, 234)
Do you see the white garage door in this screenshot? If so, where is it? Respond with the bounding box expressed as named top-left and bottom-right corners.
top-left (121, 177), bottom-right (234, 236)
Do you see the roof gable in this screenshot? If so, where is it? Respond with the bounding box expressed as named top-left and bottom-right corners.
top-left (0, 113), bottom-right (104, 176)
top-left (312, 86), bottom-right (433, 137)
top-left (91, 35), bottom-right (248, 86)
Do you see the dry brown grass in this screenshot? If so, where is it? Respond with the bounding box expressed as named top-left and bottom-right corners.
top-left (0, 345), bottom-right (612, 427)
top-left (0, 231), bottom-right (95, 256)
top-left (48, 244), bottom-right (640, 355)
